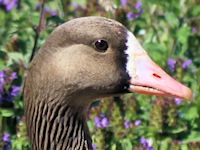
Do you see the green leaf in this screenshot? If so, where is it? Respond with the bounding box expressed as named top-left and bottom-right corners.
top-left (144, 42), bottom-right (167, 65)
top-left (160, 138), bottom-right (171, 150)
top-left (0, 11), bottom-right (6, 26)
top-left (120, 139), bottom-right (132, 150)
top-left (0, 50), bottom-right (7, 59)
top-left (183, 131), bottom-right (200, 143)
top-left (181, 144), bottom-right (188, 150)
top-left (180, 106), bottom-right (199, 121)
top-left (170, 126), bottom-right (187, 134)
top-left (72, 0), bottom-right (86, 5)
top-left (0, 59), bottom-right (6, 70)
top-left (177, 26), bottom-right (190, 44)
top-left (7, 52), bottom-right (24, 65)
top-left (0, 109), bottom-right (15, 117)
top-left (191, 5), bottom-right (200, 16)
top-left (165, 12), bottom-right (179, 28)
top-left (111, 143), bottom-right (116, 150)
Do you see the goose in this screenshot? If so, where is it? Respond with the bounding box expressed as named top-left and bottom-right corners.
top-left (24, 16), bottom-right (192, 150)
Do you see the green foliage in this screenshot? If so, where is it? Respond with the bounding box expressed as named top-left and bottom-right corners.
top-left (0, 0), bottom-right (199, 149)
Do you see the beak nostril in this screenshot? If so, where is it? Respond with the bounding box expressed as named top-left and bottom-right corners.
top-left (153, 73), bottom-right (161, 79)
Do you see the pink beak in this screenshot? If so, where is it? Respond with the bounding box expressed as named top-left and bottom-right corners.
top-left (128, 52), bottom-right (192, 100)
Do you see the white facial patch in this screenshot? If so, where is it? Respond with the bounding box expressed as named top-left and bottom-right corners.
top-left (125, 31), bottom-right (147, 78)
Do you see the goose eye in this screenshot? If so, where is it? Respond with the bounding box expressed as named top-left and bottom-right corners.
top-left (94, 40), bottom-right (108, 52)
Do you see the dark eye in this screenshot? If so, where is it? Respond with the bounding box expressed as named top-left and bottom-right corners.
top-left (94, 40), bottom-right (108, 52)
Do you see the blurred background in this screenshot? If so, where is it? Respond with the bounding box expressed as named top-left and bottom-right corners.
top-left (0, 0), bottom-right (199, 149)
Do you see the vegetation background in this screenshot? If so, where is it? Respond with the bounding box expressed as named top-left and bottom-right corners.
top-left (0, 0), bottom-right (199, 149)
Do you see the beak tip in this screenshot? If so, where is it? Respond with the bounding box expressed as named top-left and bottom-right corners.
top-left (177, 85), bottom-right (192, 100)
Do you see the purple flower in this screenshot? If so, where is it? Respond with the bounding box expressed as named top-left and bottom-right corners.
top-left (140, 137), bottom-right (147, 145)
top-left (0, 71), bottom-right (6, 84)
top-left (36, 3), bottom-right (57, 16)
top-left (140, 137), bottom-right (154, 150)
top-left (135, 1), bottom-right (142, 11)
top-left (0, 70), bottom-right (19, 103)
top-left (2, 133), bottom-right (11, 150)
top-left (182, 59), bottom-right (192, 69)
top-left (135, 1), bottom-right (143, 15)
top-left (167, 58), bottom-right (176, 72)
top-left (126, 1), bottom-right (143, 21)
top-left (1, 0), bottom-right (18, 12)
top-left (120, 0), bottom-right (128, 6)
top-left (71, 2), bottom-right (79, 8)
top-left (147, 148), bottom-right (154, 150)
top-left (92, 143), bottom-right (97, 150)
top-left (10, 72), bottom-right (17, 80)
top-left (45, 7), bottom-right (57, 16)
top-left (0, 71), bottom-right (6, 94)
top-left (10, 85), bottom-right (20, 97)
top-left (124, 120), bottom-right (131, 128)
top-left (126, 11), bottom-right (143, 21)
top-left (95, 116), bottom-right (102, 128)
top-left (127, 12), bottom-right (134, 20)
top-left (0, 71), bottom-right (17, 85)
top-left (3, 133), bottom-right (10, 142)
top-left (94, 115), bottom-right (109, 128)
top-left (192, 27), bottom-right (197, 33)
top-left (126, 12), bottom-right (139, 20)
top-left (5, 144), bottom-right (11, 150)
top-left (134, 120), bottom-right (141, 126)
top-left (101, 117), bottom-right (109, 128)
top-left (35, 3), bottom-right (41, 10)
top-left (175, 98), bottom-right (182, 105)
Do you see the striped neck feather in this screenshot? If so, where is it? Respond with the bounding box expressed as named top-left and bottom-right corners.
top-left (26, 100), bottom-right (92, 150)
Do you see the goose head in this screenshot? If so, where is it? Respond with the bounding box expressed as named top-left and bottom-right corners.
top-left (24, 16), bottom-right (192, 149)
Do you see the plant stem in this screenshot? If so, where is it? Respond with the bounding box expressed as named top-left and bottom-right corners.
top-left (29, 0), bottom-right (46, 62)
